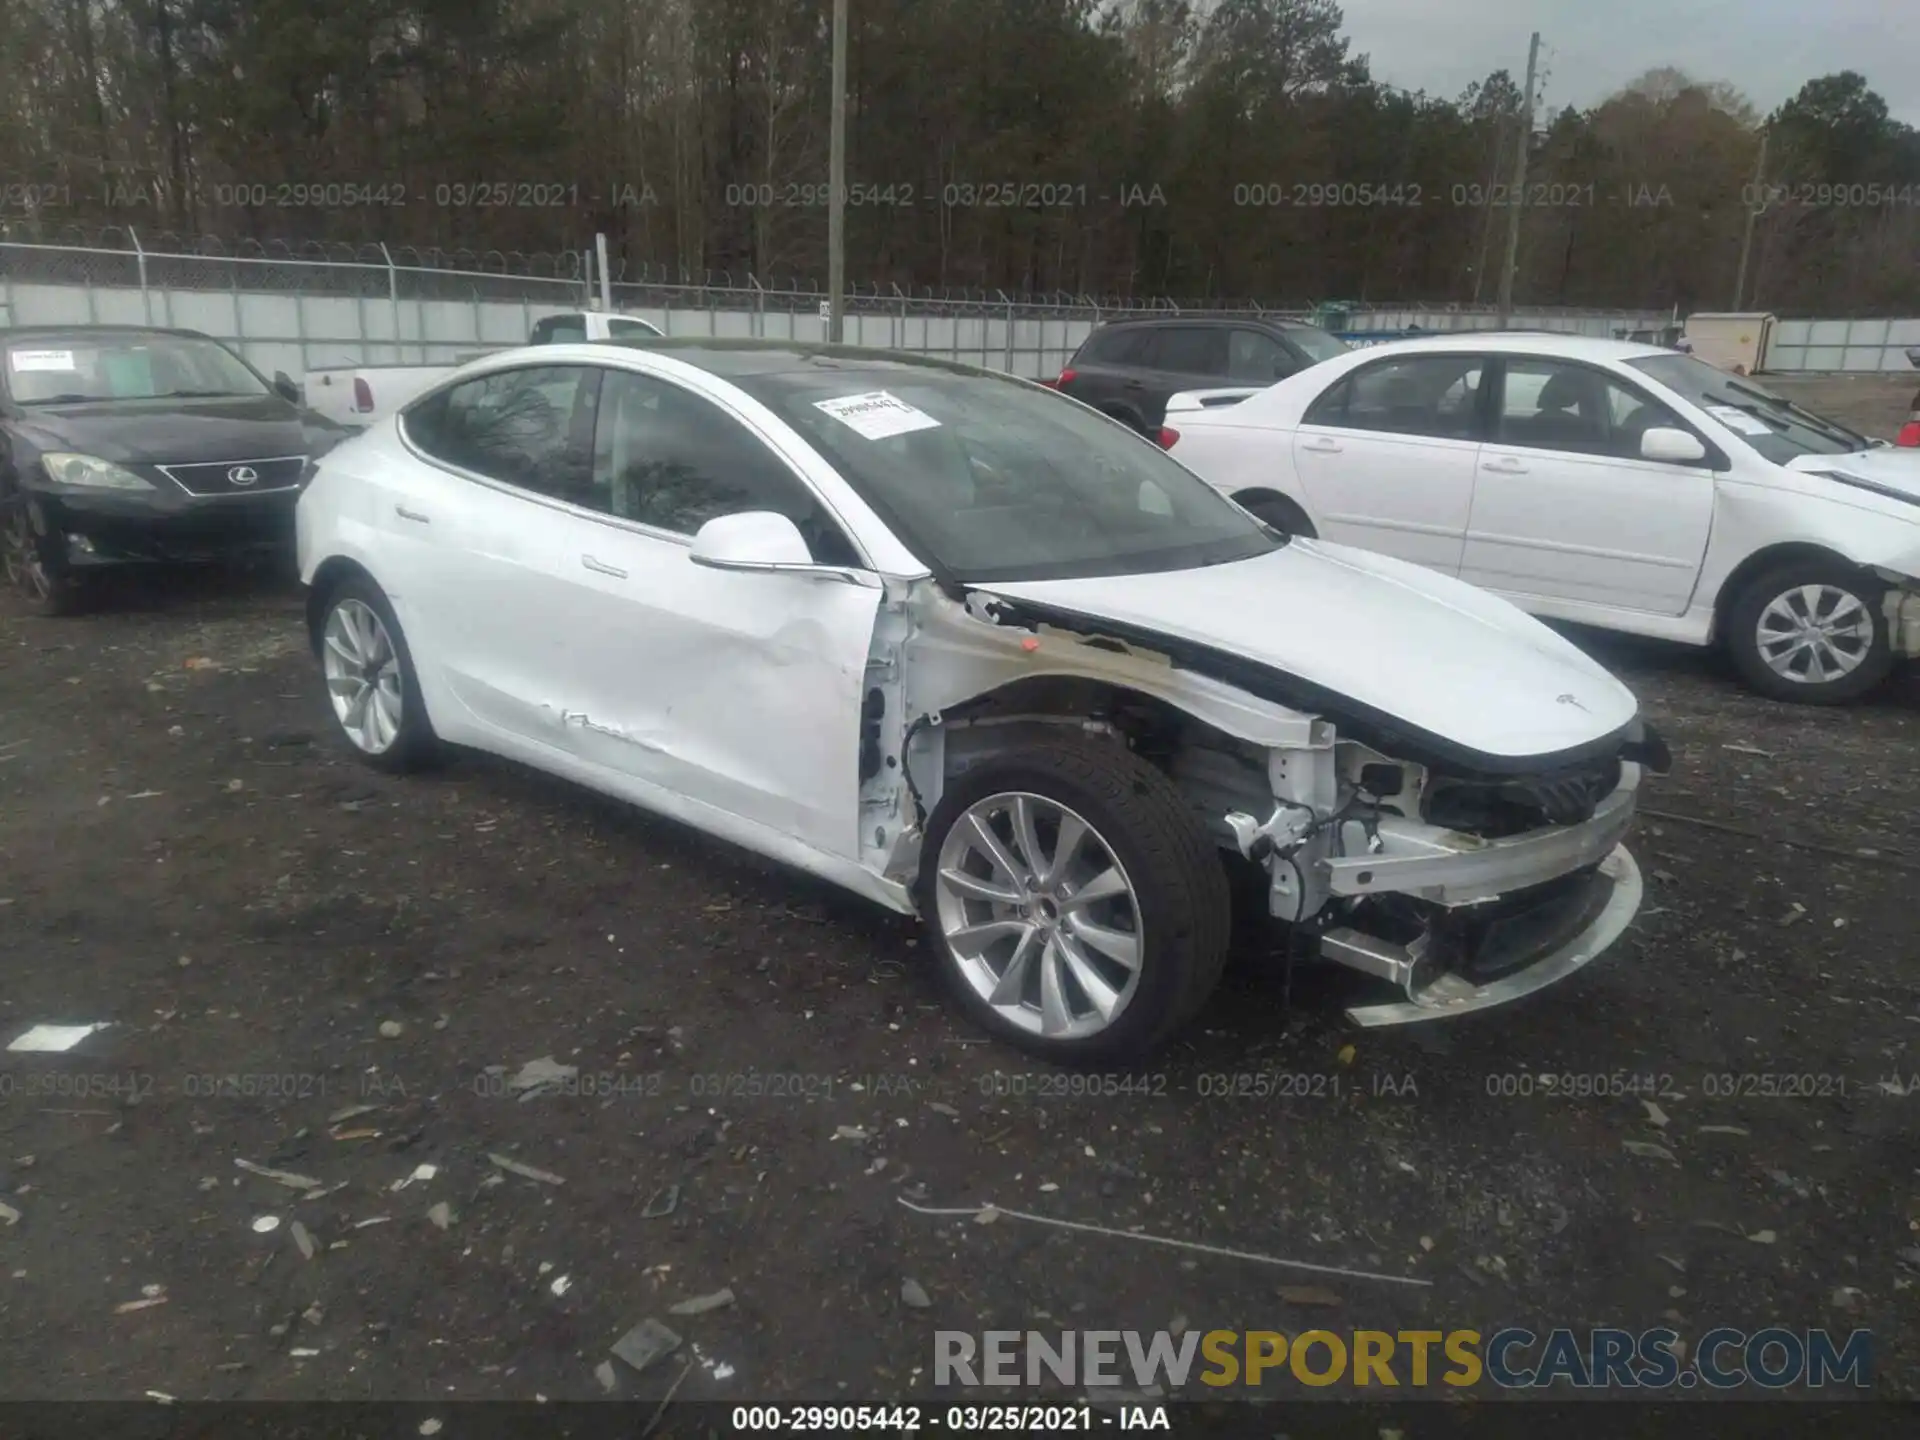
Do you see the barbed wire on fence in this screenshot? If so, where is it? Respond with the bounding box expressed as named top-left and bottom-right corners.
top-left (0, 222), bottom-right (1678, 321)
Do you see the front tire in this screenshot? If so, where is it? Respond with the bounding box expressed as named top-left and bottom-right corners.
top-left (918, 736), bottom-right (1230, 1064)
top-left (318, 577), bottom-right (441, 772)
top-left (3, 503), bottom-right (83, 616)
top-left (1724, 558), bottom-right (1893, 705)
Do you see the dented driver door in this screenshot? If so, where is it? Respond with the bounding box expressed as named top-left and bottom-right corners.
top-left (546, 369), bottom-right (884, 863)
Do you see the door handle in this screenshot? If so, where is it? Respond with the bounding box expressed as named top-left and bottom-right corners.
top-left (1300, 438), bottom-right (1343, 454)
top-left (581, 554), bottom-right (627, 579)
top-left (1123, 379), bottom-right (1146, 390)
top-left (1481, 457), bottom-right (1528, 474)
top-left (394, 505), bottom-right (430, 523)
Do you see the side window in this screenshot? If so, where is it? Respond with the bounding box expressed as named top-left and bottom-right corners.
top-left (1084, 328), bottom-right (1148, 365)
top-left (412, 366), bottom-right (603, 507)
top-left (401, 387), bottom-right (451, 452)
top-left (1496, 360), bottom-right (1677, 458)
top-left (1435, 364), bottom-right (1485, 422)
top-left (1148, 327), bottom-right (1229, 376)
top-left (592, 370), bottom-right (861, 567)
top-left (1332, 355), bottom-right (1486, 439)
top-left (1603, 376), bottom-right (1690, 460)
top-left (531, 315), bottom-right (587, 345)
top-left (606, 318), bottom-right (660, 338)
top-left (1227, 330), bottom-right (1291, 382)
top-left (1301, 375), bottom-right (1351, 427)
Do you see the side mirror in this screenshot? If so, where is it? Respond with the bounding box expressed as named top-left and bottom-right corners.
top-left (689, 511), bottom-right (817, 571)
top-left (1640, 427), bottom-right (1707, 464)
top-left (273, 371), bottom-right (302, 405)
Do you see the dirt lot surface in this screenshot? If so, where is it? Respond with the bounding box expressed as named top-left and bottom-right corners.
top-left (2, 425), bottom-right (1918, 1421)
top-left (1763, 374), bottom-right (1914, 438)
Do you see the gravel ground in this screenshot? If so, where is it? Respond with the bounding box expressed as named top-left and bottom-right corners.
top-left (1762, 374), bottom-right (1914, 437)
top-left (1, 397), bottom-right (1917, 1419)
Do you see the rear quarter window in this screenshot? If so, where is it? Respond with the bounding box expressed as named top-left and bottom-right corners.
top-left (1081, 328), bottom-right (1152, 365)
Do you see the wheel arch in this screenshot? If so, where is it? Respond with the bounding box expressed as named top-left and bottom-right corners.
top-left (937, 672), bottom-right (1228, 744)
top-left (1230, 486), bottom-right (1317, 535)
top-left (305, 555), bottom-right (382, 657)
top-left (1710, 541), bottom-right (1872, 646)
top-left (1095, 401), bottom-right (1150, 433)
top-left (915, 673), bottom-right (1279, 847)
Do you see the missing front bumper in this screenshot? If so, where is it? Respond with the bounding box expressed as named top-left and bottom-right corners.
top-left (1327, 845), bottom-right (1643, 1027)
top-left (1885, 586), bottom-right (1920, 660)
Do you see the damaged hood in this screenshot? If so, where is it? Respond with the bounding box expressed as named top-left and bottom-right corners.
top-left (977, 540), bottom-right (1639, 764)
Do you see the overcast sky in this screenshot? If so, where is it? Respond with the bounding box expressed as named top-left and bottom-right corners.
top-left (1338, 0), bottom-right (1918, 125)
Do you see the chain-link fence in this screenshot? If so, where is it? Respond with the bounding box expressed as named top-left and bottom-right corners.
top-left (0, 226), bottom-right (1766, 381)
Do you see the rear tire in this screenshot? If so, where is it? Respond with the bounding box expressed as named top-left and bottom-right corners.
top-left (918, 736), bottom-right (1230, 1065)
top-left (316, 576), bottom-right (443, 772)
top-left (1723, 558), bottom-right (1893, 705)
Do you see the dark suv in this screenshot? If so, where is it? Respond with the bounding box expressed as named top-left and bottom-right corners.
top-left (1047, 317), bottom-right (1349, 436)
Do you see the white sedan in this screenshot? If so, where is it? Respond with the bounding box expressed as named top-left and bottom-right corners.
top-left (1163, 334), bottom-right (1920, 704)
top-left (296, 339), bottom-right (1665, 1061)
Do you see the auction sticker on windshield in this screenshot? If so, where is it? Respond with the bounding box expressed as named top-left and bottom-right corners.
top-left (1705, 403), bottom-right (1774, 438)
top-left (814, 391), bottom-right (942, 440)
top-left (8, 349), bottom-right (77, 372)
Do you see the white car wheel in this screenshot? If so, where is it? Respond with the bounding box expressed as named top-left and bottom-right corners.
top-left (317, 577), bottom-right (442, 771)
top-left (918, 735), bottom-right (1229, 1063)
top-left (1726, 560), bottom-right (1893, 705)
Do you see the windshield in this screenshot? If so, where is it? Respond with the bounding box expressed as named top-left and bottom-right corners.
top-left (3, 333), bottom-right (269, 406)
top-left (1283, 325), bottom-right (1351, 365)
top-left (736, 365), bottom-right (1281, 582)
top-left (1627, 353), bottom-right (1870, 462)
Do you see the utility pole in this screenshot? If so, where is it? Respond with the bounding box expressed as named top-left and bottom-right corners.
top-left (1494, 31), bottom-right (1540, 329)
top-left (1732, 127), bottom-right (1770, 310)
top-left (827, 0), bottom-right (848, 343)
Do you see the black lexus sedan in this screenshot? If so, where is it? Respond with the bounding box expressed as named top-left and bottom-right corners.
top-left (1, 324), bottom-right (352, 614)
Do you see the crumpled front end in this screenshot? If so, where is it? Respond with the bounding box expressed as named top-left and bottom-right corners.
top-left (880, 573), bottom-right (1662, 1029)
top-left (1219, 722), bottom-right (1664, 1025)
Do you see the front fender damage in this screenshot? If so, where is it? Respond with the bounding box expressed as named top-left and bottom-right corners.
top-left (1874, 573), bottom-right (1920, 659)
top-left (868, 578), bottom-right (1650, 1027)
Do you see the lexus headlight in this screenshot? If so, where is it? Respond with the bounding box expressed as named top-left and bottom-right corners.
top-left (42, 453), bottom-right (154, 491)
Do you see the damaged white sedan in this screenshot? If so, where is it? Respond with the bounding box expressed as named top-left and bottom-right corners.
top-left (295, 340), bottom-right (1669, 1062)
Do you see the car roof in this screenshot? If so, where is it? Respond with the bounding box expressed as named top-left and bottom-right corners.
top-left (592, 337), bottom-right (1018, 382)
top-left (1092, 316), bottom-right (1324, 333)
top-left (1342, 332), bottom-right (1670, 363)
top-left (0, 324), bottom-right (214, 343)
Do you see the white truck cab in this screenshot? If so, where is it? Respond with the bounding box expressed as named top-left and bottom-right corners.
top-left (529, 311), bottom-right (664, 345)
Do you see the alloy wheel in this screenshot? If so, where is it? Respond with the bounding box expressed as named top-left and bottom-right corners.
top-left (323, 598), bottom-right (405, 754)
top-left (933, 791), bottom-right (1144, 1040)
top-left (1754, 583), bottom-right (1873, 685)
